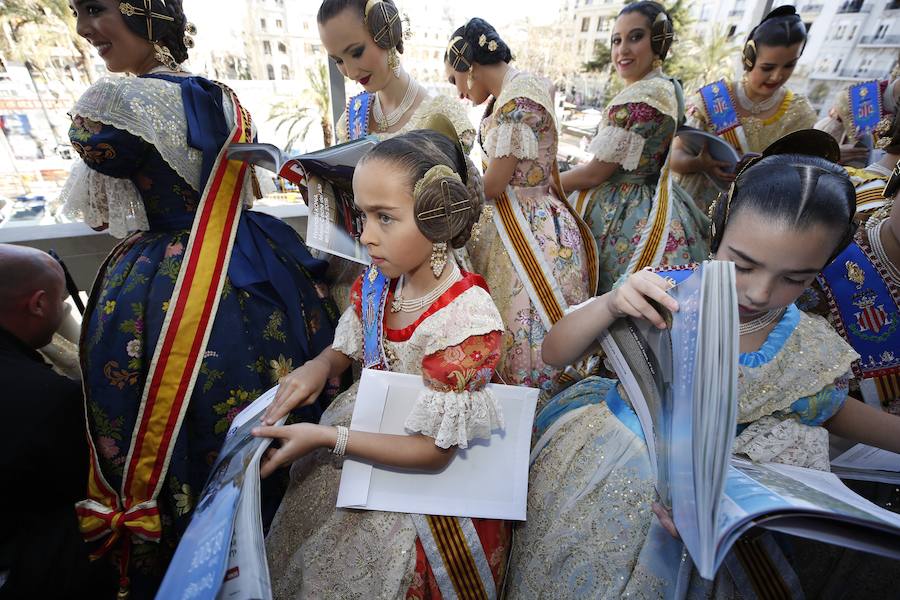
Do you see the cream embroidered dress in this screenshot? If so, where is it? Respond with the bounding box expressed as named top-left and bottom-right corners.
top-left (678, 81), bottom-right (817, 212)
top-left (578, 71), bottom-right (710, 293)
top-left (467, 70), bottom-right (593, 393)
top-left (506, 297), bottom-right (858, 598)
top-left (265, 271), bottom-right (511, 599)
top-left (327, 92), bottom-right (477, 314)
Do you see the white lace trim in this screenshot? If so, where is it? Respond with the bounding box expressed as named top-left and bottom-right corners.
top-left (404, 387), bottom-right (503, 449)
top-left (60, 161), bottom-right (149, 238)
top-left (483, 121), bottom-right (539, 161)
top-left (588, 125), bottom-right (646, 171)
top-left (732, 415), bottom-right (831, 471)
top-left (67, 77), bottom-right (256, 224)
top-left (331, 305), bottom-right (363, 361)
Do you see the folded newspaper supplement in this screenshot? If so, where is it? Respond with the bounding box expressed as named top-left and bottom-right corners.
top-left (598, 261), bottom-right (900, 580)
top-left (156, 387), bottom-right (285, 600)
top-left (228, 139), bottom-right (377, 264)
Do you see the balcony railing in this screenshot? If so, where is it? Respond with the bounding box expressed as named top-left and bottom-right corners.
top-left (859, 34), bottom-right (900, 46)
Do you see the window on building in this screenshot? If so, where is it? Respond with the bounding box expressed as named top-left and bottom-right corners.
top-left (276, 19), bottom-right (283, 29)
top-left (578, 39), bottom-right (585, 53)
top-left (281, 65), bottom-right (290, 79)
top-left (260, 18), bottom-right (266, 30)
top-left (597, 17), bottom-right (604, 31)
top-left (727, 24), bottom-right (737, 37)
top-left (849, 24), bottom-right (858, 39)
top-left (263, 41), bottom-right (272, 55)
top-left (833, 57), bottom-right (842, 73)
top-left (267, 64), bottom-right (275, 79)
top-left (278, 42), bottom-right (287, 54)
top-left (581, 17), bottom-right (590, 32)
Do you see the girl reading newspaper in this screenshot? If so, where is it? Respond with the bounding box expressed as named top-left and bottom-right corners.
top-left (507, 132), bottom-right (900, 598)
top-left (253, 123), bottom-right (511, 598)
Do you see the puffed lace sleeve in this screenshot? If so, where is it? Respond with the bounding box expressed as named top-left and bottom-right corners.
top-left (60, 116), bottom-right (150, 238)
top-left (588, 101), bottom-right (666, 171)
top-left (404, 330), bottom-right (504, 449)
top-left (330, 275), bottom-right (364, 361)
top-left (483, 97), bottom-right (542, 161)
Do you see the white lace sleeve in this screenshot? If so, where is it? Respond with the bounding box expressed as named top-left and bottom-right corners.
top-left (404, 387), bottom-right (503, 450)
top-left (483, 121), bottom-right (539, 161)
top-left (60, 160), bottom-right (149, 239)
top-left (331, 305), bottom-right (362, 361)
top-left (587, 125), bottom-right (646, 171)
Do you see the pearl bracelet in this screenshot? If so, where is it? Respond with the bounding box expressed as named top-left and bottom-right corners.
top-left (332, 425), bottom-right (349, 456)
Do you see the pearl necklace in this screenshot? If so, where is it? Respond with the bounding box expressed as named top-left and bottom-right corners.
top-left (739, 307), bottom-right (785, 336)
top-left (868, 219), bottom-right (900, 283)
top-left (391, 263), bottom-right (461, 313)
top-left (373, 75), bottom-right (418, 131)
top-left (735, 80), bottom-right (784, 116)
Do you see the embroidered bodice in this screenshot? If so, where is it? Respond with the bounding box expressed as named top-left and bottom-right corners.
top-left (480, 71), bottom-right (559, 189)
top-left (337, 92), bottom-right (475, 152)
top-left (588, 74), bottom-right (680, 184)
top-left (685, 81), bottom-right (817, 153)
top-left (331, 271), bottom-right (505, 449)
top-left (60, 74), bottom-right (257, 238)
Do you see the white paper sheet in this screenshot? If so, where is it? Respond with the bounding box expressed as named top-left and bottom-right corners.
top-left (336, 369), bottom-right (538, 520)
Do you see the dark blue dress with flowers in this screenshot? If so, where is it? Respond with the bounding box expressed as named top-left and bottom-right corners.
top-left (68, 74), bottom-right (338, 591)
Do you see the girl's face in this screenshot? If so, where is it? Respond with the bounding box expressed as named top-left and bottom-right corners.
top-left (714, 209), bottom-right (837, 321)
top-left (319, 9), bottom-right (391, 93)
top-left (745, 43), bottom-right (802, 99)
top-left (70, 0), bottom-right (156, 74)
top-left (353, 159), bottom-right (433, 280)
top-left (445, 61), bottom-right (490, 106)
top-left (611, 12), bottom-right (655, 85)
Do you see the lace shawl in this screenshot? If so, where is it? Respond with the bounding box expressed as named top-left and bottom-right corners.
top-left (61, 76), bottom-right (256, 238)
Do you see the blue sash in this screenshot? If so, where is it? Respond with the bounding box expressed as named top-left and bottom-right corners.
top-left (818, 242), bottom-right (899, 402)
top-left (848, 80), bottom-right (883, 137)
top-left (347, 92), bottom-right (373, 141)
top-left (698, 80), bottom-right (740, 135)
top-left (361, 265), bottom-right (391, 369)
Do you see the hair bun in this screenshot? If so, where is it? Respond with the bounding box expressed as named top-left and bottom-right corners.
top-left (365, 0), bottom-right (404, 52)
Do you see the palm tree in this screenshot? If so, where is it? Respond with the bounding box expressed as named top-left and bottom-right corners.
top-left (305, 59), bottom-right (334, 147)
top-left (669, 26), bottom-right (740, 95)
top-left (269, 99), bottom-right (315, 153)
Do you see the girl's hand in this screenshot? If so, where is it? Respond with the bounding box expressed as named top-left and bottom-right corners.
top-left (652, 501), bottom-right (680, 539)
top-left (608, 270), bottom-right (679, 329)
top-left (253, 423), bottom-right (330, 478)
top-left (263, 359), bottom-right (330, 425)
top-left (696, 146), bottom-right (735, 182)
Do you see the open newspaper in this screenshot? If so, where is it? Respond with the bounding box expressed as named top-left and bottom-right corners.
top-left (598, 261), bottom-right (900, 580)
top-left (228, 139), bottom-right (377, 264)
top-left (156, 387), bottom-right (285, 600)
top-left (675, 126), bottom-right (741, 191)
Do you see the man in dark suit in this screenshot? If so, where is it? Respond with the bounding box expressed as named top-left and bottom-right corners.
top-left (0, 244), bottom-right (95, 598)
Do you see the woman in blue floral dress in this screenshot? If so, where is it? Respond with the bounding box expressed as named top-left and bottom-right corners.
top-left (62, 1), bottom-right (338, 595)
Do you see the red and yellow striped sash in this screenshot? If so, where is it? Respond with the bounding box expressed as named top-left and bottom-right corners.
top-left (77, 88), bottom-right (251, 557)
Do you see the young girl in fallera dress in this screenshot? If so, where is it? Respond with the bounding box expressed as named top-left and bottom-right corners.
top-left (255, 125), bottom-right (511, 599)
top-left (507, 134), bottom-right (900, 598)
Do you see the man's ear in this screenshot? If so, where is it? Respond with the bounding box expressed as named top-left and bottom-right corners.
top-left (25, 289), bottom-right (46, 317)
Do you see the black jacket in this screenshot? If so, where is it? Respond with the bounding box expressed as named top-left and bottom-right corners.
top-left (0, 327), bottom-right (90, 599)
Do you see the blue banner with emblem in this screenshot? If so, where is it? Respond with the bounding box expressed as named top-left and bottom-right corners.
top-left (699, 80), bottom-right (740, 135)
top-left (819, 242), bottom-right (898, 399)
top-left (848, 80), bottom-right (883, 138)
top-left (347, 91), bottom-right (373, 141)
top-left (361, 265), bottom-right (391, 369)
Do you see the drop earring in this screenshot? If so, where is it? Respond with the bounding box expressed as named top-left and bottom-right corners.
top-left (466, 69), bottom-right (475, 91)
top-left (430, 242), bottom-right (448, 278)
top-left (153, 42), bottom-right (178, 71)
top-left (388, 47), bottom-right (401, 79)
